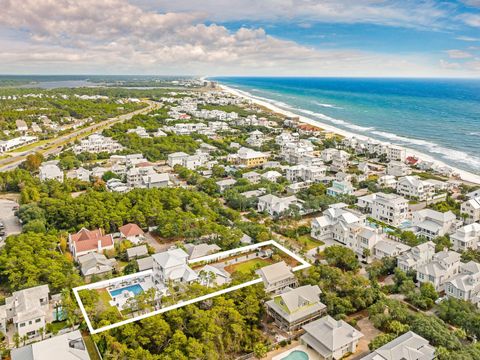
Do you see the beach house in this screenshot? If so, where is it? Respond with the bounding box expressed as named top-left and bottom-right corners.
top-left (461, 196), bottom-right (480, 224)
top-left (397, 241), bottom-right (436, 273)
top-left (451, 223), bottom-right (480, 251)
top-left (266, 285), bottom-right (326, 332)
top-left (257, 261), bottom-right (298, 293)
top-left (361, 331), bottom-right (435, 360)
top-left (357, 192), bottom-right (409, 227)
top-left (300, 315), bottom-right (364, 360)
top-left (445, 261), bottom-right (480, 304)
top-left (411, 209), bottom-right (458, 240)
top-left (1, 285), bottom-right (50, 338)
top-left (416, 249), bottom-right (461, 291)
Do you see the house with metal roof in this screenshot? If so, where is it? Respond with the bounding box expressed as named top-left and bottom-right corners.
top-left (266, 285), bottom-right (326, 332)
top-left (361, 331), bottom-right (435, 360)
top-left (301, 315), bottom-right (364, 360)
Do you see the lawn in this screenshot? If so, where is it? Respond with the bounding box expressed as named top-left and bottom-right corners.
top-left (97, 288), bottom-right (113, 307)
top-left (47, 320), bottom-right (67, 334)
top-left (83, 334), bottom-right (102, 360)
top-left (296, 235), bottom-right (324, 251)
top-left (224, 258), bottom-right (273, 274)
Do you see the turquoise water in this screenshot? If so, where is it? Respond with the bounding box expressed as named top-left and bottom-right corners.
top-left (213, 77), bottom-right (480, 175)
top-left (110, 284), bottom-right (143, 297)
top-left (281, 350), bottom-right (309, 360)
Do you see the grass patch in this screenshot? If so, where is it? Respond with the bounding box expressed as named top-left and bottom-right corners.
top-left (47, 320), bottom-right (67, 334)
top-left (83, 334), bottom-right (102, 360)
top-left (97, 288), bottom-right (112, 307)
top-left (224, 258), bottom-right (273, 274)
top-left (296, 235), bottom-right (324, 251)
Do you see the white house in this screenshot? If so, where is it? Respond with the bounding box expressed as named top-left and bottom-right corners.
top-left (378, 175), bottom-right (397, 189)
top-left (246, 130), bottom-right (265, 147)
top-left (66, 167), bottom-right (91, 182)
top-left (257, 194), bottom-right (303, 217)
top-left (73, 134), bottom-right (123, 154)
top-left (361, 331), bottom-right (435, 360)
top-left (357, 193), bottom-right (409, 227)
top-left (1, 285), bottom-right (50, 338)
top-left (396, 176), bottom-right (435, 201)
top-left (451, 223), bottom-right (480, 251)
top-left (167, 152), bottom-right (189, 167)
top-left (11, 330), bottom-right (92, 360)
top-left (461, 196), bottom-right (480, 224)
top-left (445, 261), bottom-right (480, 304)
top-left (397, 241), bottom-right (436, 273)
top-left (261, 170), bottom-right (282, 182)
top-left (301, 315), bottom-right (363, 360)
top-left (416, 249), bottom-right (461, 291)
top-left (39, 163), bottom-right (63, 182)
top-left (387, 161), bottom-right (411, 177)
top-left (412, 209), bottom-right (458, 240)
top-left (242, 171), bottom-right (261, 184)
top-left (326, 180), bottom-right (354, 197)
top-left (151, 248), bottom-right (198, 285)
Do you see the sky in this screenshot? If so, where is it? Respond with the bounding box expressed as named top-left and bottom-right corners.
top-left (0, 0), bottom-right (480, 77)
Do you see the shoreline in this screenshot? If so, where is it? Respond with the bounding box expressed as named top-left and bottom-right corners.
top-left (218, 82), bottom-right (480, 185)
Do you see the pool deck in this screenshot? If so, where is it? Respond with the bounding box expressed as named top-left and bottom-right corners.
top-left (269, 344), bottom-right (319, 360)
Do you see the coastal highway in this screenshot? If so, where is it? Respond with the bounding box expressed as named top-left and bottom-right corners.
top-left (0, 100), bottom-right (160, 172)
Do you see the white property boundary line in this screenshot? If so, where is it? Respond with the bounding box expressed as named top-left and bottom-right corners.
top-left (73, 240), bottom-right (311, 334)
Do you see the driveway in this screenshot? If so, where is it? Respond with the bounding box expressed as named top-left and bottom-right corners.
top-left (0, 199), bottom-right (22, 240)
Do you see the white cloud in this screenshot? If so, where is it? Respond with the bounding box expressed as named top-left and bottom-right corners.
top-left (456, 36), bottom-right (480, 41)
top-left (0, 0), bottom-right (478, 77)
top-left (446, 49), bottom-right (474, 58)
top-left (135, 0), bottom-right (453, 29)
top-left (459, 13), bottom-right (480, 27)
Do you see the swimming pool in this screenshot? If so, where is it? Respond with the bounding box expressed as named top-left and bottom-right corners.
top-left (109, 284), bottom-right (144, 298)
top-left (281, 350), bottom-right (309, 360)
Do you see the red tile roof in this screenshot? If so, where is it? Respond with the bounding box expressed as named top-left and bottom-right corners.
top-left (119, 223), bottom-right (144, 237)
top-left (70, 228), bottom-right (114, 253)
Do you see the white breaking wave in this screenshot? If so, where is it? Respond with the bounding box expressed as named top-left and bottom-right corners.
top-left (313, 101), bottom-right (343, 109)
top-left (372, 131), bottom-right (480, 170)
top-left (225, 84), bottom-right (480, 171)
top-left (294, 108), bottom-right (374, 132)
top-left (468, 131), bottom-right (480, 136)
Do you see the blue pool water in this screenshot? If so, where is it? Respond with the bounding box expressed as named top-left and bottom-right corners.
top-left (281, 350), bottom-right (309, 360)
top-left (213, 77), bottom-right (480, 175)
top-left (109, 284), bottom-right (144, 297)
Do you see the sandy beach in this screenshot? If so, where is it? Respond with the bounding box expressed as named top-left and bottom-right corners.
top-left (218, 83), bottom-right (480, 185)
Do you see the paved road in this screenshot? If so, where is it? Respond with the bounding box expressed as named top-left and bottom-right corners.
top-left (0, 199), bottom-right (22, 242)
top-left (0, 100), bottom-right (160, 172)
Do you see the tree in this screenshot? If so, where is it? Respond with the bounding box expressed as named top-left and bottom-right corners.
top-left (22, 219), bottom-right (47, 233)
top-left (323, 245), bottom-right (360, 272)
top-left (13, 332), bottom-right (20, 348)
top-left (369, 333), bottom-right (396, 350)
top-left (23, 152), bottom-right (44, 172)
top-left (253, 342), bottom-right (268, 358)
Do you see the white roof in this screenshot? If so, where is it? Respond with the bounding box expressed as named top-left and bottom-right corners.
top-left (301, 315), bottom-right (363, 355)
top-left (11, 330), bottom-right (91, 360)
top-left (361, 331), bottom-right (435, 360)
top-left (257, 261), bottom-right (295, 284)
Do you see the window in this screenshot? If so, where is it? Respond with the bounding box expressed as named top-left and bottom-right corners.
top-left (19, 323), bottom-right (25, 327)
top-left (35, 318), bottom-right (41, 323)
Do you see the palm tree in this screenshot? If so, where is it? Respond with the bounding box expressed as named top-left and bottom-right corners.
top-left (22, 335), bottom-right (28, 346)
top-left (38, 327), bottom-right (45, 340)
top-left (13, 332), bottom-right (20, 348)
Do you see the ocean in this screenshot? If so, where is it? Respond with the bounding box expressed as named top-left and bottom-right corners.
top-left (213, 77), bottom-right (480, 175)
